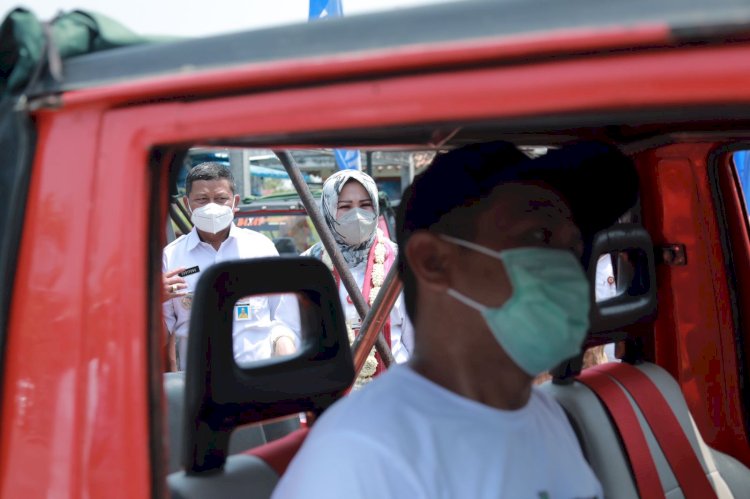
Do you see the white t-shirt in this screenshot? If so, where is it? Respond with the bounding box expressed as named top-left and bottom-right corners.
top-left (162, 224), bottom-right (300, 368)
top-left (273, 365), bottom-right (603, 499)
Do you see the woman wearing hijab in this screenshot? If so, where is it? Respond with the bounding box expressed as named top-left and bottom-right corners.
top-left (303, 170), bottom-right (413, 384)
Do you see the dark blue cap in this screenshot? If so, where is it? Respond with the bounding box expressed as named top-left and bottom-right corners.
top-left (397, 140), bottom-right (639, 241)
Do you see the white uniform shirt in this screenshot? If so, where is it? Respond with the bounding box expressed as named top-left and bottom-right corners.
top-left (339, 259), bottom-right (414, 363)
top-left (595, 254), bottom-right (619, 363)
top-left (273, 365), bottom-right (603, 499)
top-left (595, 254), bottom-right (617, 302)
top-left (162, 224), bottom-right (300, 369)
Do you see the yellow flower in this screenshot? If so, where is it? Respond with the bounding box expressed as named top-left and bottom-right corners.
top-left (346, 323), bottom-right (378, 390)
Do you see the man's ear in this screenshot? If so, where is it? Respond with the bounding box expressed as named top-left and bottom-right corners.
top-left (183, 196), bottom-right (191, 214)
top-left (405, 231), bottom-right (454, 292)
top-left (233, 194), bottom-right (241, 213)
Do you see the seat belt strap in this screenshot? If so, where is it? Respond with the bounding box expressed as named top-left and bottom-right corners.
top-left (577, 369), bottom-right (665, 499)
top-left (590, 363), bottom-right (718, 499)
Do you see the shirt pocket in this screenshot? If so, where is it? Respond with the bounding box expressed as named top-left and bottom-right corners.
top-left (234, 295), bottom-right (269, 322)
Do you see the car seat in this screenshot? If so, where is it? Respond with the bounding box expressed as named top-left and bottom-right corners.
top-left (164, 372), bottom-right (301, 473)
top-left (166, 257), bottom-right (353, 498)
top-left (540, 225), bottom-right (750, 498)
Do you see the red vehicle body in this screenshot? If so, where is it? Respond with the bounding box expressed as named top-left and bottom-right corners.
top-left (1, 0), bottom-right (750, 497)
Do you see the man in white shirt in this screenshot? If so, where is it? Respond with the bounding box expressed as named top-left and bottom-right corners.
top-left (595, 254), bottom-right (619, 362)
top-left (162, 162), bottom-right (299, 371)
top-left (273, 141), bottom-right (639, 498)
top-left (595, 254), bottom-right (618, 302)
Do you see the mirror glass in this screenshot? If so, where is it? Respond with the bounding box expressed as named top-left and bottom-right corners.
top-left (173, 292), bottom-right (304, 370)
top-left (230, 292), bottom-right (304, 367)
top-left (594, 253), bottom-right (620, 303)
top-left (594, 249), bottom-right (647, 303)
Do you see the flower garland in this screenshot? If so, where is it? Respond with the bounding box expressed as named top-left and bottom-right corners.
top-left (346, 323), bottom-right (379, 390)
top-left (369, 240), bottom-right (386, 305)
top-left (321, 230), bottom-right (387, 389)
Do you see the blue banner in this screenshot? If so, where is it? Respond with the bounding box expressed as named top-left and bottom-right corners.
top-left (309, 0), bottom-right (361, 170)
top-left (309, 0), bottom-right (343, 19)
top-left (735, 151), bottom-right (750, 205)
top-left (334, 149), bottom-right (362, 170)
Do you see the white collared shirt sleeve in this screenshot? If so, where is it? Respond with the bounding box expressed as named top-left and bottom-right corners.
top-left (386, 241), bottom-right (412, 363)
top-left (595, 254), bottom-right (617, 302)
top-left (386, 291), bottom-right (412, 363)
top-left (269, 293), bottom-right (302, 349)
top-left (162, 251), bottom-right (177, 335)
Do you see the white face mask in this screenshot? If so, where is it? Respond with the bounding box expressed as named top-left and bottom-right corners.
top-left (336, 208), bottom-right (377, 246)
top-left (189, 201), bottom-right (234, 234)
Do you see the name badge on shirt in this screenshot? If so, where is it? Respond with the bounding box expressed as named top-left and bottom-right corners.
top-left (235, 302), bottom-right (251, 321)
top-left (178, 266), bottom-right (200, 277)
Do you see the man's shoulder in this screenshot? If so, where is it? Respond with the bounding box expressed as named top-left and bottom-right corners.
top-left (231, 227), bottom-right (277, 252)
top-left (314, 367), bottom-right (409, 421)
top-left (163, 233), bottom-right (191, 254)
top-left (232, 226), bottom-right (273, 243)
top-left (529, 385), bottom-right (577, 429)
top-left (275, 368), bottom-right (421, 497)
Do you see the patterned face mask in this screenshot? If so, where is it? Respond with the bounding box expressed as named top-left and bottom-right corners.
top-left (320, 170), bottom-right (380, 267)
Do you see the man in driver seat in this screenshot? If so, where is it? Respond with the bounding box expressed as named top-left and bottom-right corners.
top-left (273, 140), bottom-right (638, 498)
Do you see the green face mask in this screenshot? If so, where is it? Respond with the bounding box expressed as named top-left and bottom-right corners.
top-left (441, 235), bottom-right (591, 376)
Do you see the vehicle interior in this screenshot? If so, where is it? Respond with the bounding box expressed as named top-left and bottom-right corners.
top-left (3, 0), bottom-right (750, 497)
top-left (159, 126), bottom-right (750, 499)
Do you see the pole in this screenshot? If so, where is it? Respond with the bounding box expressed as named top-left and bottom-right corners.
top-left (229, 149), bottom-right (252, 200)
top-left (366, 151), bottom-right (373, 176)
top-left (351, 263), bottom-right (402, 375)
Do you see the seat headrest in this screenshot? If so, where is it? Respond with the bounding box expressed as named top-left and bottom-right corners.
top-left (586, 223), bottom-right (657, 344)
top-left (182, 257), bottom-right (354, 473)
top-left (552, 224), bottom-right (657, 381)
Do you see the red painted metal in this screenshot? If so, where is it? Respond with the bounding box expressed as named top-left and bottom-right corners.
top-left (716, 150), bottom-right (750, 455)
top-left (3, 31), bottom-right (750, 498)
top-left (62, 24), bottom-right (671, 109)
top-left (54, 44), bottom-right (750, 148)
top-left (0, 105), bottom-right (152, 497)
top-left (636, 144), bottom-right (750, 464)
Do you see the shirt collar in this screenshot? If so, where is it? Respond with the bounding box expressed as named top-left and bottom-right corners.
top-left (185, 223), bottom-right (239, 251)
